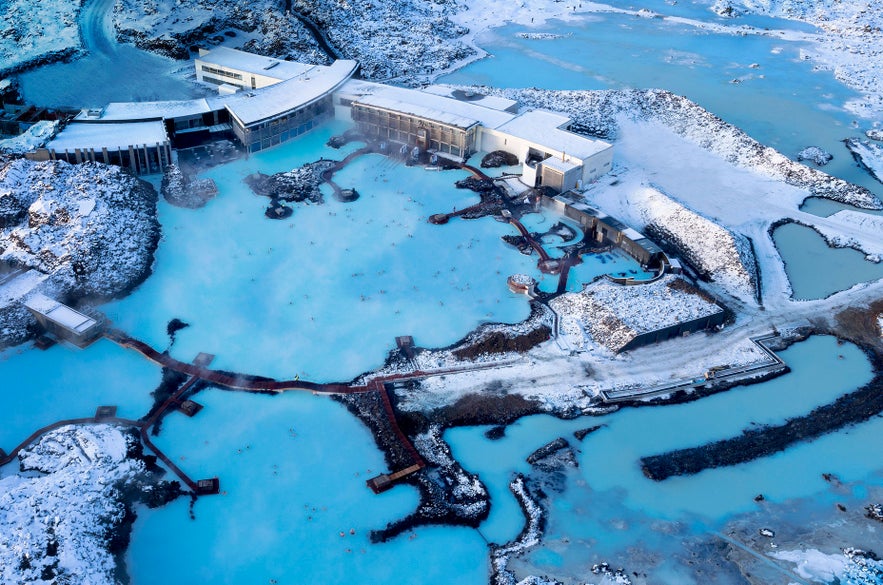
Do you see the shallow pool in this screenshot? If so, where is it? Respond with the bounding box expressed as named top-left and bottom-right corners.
top-left (446, 336), bottom-right (881, 579)
top-left (772, 222), bottom-right (883, 300)
top-left (102, 130), bottom-right (537, 382)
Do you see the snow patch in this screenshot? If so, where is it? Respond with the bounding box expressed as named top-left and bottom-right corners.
top-left (0, 425), bottom-right (146, 585)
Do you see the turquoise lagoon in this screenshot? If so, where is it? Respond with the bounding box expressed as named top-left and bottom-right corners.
top-left (772, 222), bottom-right (883, 300)
top-left (442, 4), bottom-right (883, 201)
top-left (1, 1), bottom-right (882, 583)
top-left (446, 336), bottom-right (883, 580)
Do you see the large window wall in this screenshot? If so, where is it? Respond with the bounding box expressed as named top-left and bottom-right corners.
top-left (234, 96), bottom-right (332, 153)
top-left (351, 104), bottom-right (476, 158)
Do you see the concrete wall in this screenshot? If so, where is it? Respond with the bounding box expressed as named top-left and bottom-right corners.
top-left (478, 127), bottom-right (614, 189)
top-left (620, 311), bottom-right (726, 352)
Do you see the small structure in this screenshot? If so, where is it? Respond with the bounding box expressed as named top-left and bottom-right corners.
top-left (396, 335), bottom-right (415, 360)
top-left (95, 406), bottom-right (117, 419)
top-left (366, 463), bottom-right (423, 494)
top-left (507, 274), bottom-right (537, 295)
top-left (178, 400), bottom-right (204, 417)
top-left (192, 352), bottom-right (215, 367)
top-left (29, 120), bottom-right (172, 175)
top-left (196, 478), bottom-right (220, 495)
top-left (195, 47), bottom-right (317, 91)
top-left (544, 193), bottom-right (666, 268)
top-left (23, 294), bottom-right (102, 348)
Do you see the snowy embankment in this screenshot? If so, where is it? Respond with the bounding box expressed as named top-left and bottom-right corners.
top-left (771, 547), bottom-right (883, 585)
top-left (291, 0), bottom-right (472, 81)
top-left (708, 0), bottom-right (883, 119)
top-left (0, 0), bottom-right (82, 76)
top-left (845, 138), bottom-right (883, 184)
top-left (633, 185), bottom-right (757, 301)
top-left (474, 87), bottom-right (880, 210)
top-left (550, 275), bottom-right (723, 354)
top-left (0, 425), bottom-right (169, 585)
top-left (113, 0), bottom-right (327, 63)
top-left (490, 475), bottom-right (544, 585)
top-left (812, 211), bottom-right (883, 261)
top-left (0, 159), bottom-right (159, 347)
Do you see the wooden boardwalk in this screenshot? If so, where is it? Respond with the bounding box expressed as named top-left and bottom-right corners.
top-left (3, 328), bottom-right (519, 498)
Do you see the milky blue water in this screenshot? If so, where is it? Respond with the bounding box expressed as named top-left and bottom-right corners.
top-left (102, 122), bottom-right (539, 381)
top-left (441, 8), bottom-right (883, 201)
top-left (126, 388), bottom-right (488, 584)
top-left (0, 338), bottom-right (158, 450)
top-left (446, 336), bottom-right (881, 580)
top-left (772, 222), bottom-right (883, 299)
top-left (3, 2), bottom-right (883, 583)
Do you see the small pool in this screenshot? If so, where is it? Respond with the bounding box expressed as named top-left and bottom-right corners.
top-left (772, 222), bottom-right (883, 300)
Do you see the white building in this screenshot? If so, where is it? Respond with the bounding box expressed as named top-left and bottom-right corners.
top-left (23, 293), bottom-right (102, 347)
top-left (335, 80), bottom-right (613, 190)
top-left (195, 47), bottom-right (320, 91)
top-left (31, 120), bottom-right (172, 175)
top-left (24, 49), bottom-right (613, 187)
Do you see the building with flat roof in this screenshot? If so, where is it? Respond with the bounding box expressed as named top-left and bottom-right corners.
top-left (221, 59), bottom-right (357, 153)
top-left (483, 110), bottom-right (613, 190)
top-left (195, 47), bottom-right (317, 90)
top-left (23, 293), bottom-right (102, 347)
top-left (29, 120), bottom-right (172, 175)
top-left (336, 81), bottom-right (613, 189)
top-left (544, 192), bottom-right (666, 268)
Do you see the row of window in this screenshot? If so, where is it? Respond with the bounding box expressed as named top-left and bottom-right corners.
top-left (200, 65), bottom-right (243, 81)
top-left (355, 121), bottom-right (470, 157)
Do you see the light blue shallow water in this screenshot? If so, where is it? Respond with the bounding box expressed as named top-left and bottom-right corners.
top-left (102, 123), bottom-right (536, 381)
top-left (442, 9), bottom-right (883, 201)
top-left (127, 389), bottom-right (488, 584)
top-left (772, 222), bottom-right (883, 300)
top-left (3, 3), bottom-right (882, 583)
top-left (0, 338), bottom-right (158, 449)
top-left (446, 336), bottom-right (881, 577)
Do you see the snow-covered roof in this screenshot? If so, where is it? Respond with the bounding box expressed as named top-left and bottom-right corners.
top-left (197, 47), bottom-right (314, 81)
top-left (622, 227), bottom-right (645, 241)
top-left (223, 60), bottom-right (358, 127)
top-left (496, 110), bottom-right (612, 160)
top-left (355, 95), bottom-right (478, 130)
top-left (94, 99), bottom-right (212, 121)
top-left (24, 293), bottom-right (97, 334)
top-left (47, 121), bottom-right (169, 152)
top-left (353, 86), bottom-right (516, 130)
top-left (541, 156), bottom-right (580, 174)
top-left (421, 85), bottom-right (519, 113)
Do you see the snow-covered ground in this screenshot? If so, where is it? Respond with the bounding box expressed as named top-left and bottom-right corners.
top-left (0, 425), bottom-right (153, 585)
top-left (550, 275), bottom-right (724, 353)
top-left (772, 547), bottom-right (883, 584)
top-left (845, 138), bottom-right (883, 184)
top-left (0, 0), bottom-right (82, 75)
top-left (0, 121), bottom-right (58, 154)
top-left (0, 159), bottom-right (159, 347)
top-left (113, 0), bottom-right (328, 64)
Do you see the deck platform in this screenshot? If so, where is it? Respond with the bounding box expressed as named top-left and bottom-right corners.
top-left (95, 406), bottom-right (118, 419)
top-left (396, 336), bottom-right (416, 360)
top-left (196, 477), bottom-right (220, 495)
top-left (366, 463), bottom-right (423, 494)
top-left (178, 400), bottom-right (204, 417)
